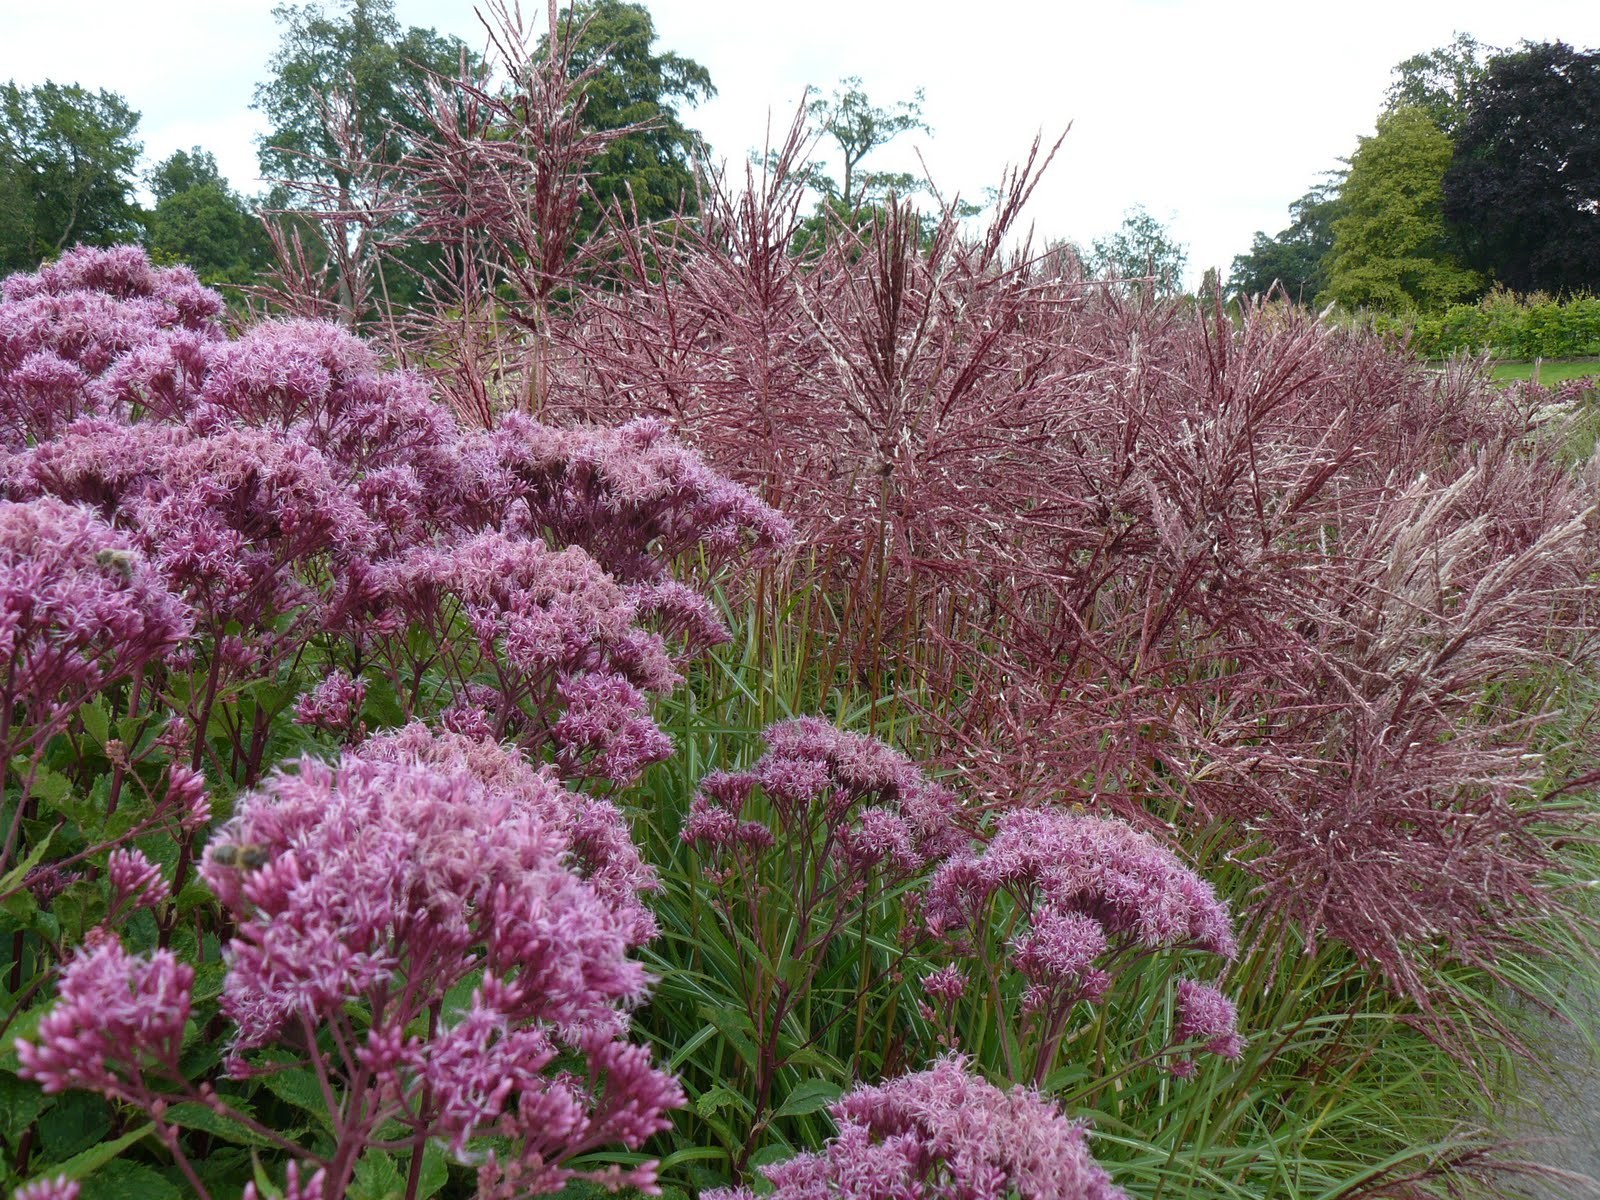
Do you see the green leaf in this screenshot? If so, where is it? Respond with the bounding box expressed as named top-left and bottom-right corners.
top-left (350, 1146), bottom-right (406, 1200)
top-left (0, 1070), bottom-right (50, 1142)
top-left (695, 1084), bottom-right (751, 1119)
top-left (164, 1101), bottom-right (276, 1148)
top-left (79, 698), bottom-right (110, 748)
top-left (36, 1092), bottom-right (112, 1162)
top-left (78, 1160), bottom-right (182, 1200)
top-left (772, 1079), bottom-right (841, 1120)
top-left (37, 1120), bottom-right (153, 1178)
top-left (0, 829), bottom-right (57, 897)
top-left (260, 1067), bottom-right (334, 1131)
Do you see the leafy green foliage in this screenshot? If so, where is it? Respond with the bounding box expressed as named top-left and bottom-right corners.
top-left (1228, 176), bottom-right (1344, 304)
top-left (254, 0), bottom-right (467, 186)
top-left (1086, 205), bottom-right (1187, 297)
top-left (0, 81), bottom-right (142, 272)
top-left (144, 149), bottom-right (271, 289)
top-left (1324, 106), bottom-right (1481, 311)
top-left (1384, 31), bottom-right (1493, 136)
top-left (543, 0), bottom-right (715, 231)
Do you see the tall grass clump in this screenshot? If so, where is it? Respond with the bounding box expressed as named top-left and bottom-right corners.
top-left (3, 6), bottom-right (1600, 1199)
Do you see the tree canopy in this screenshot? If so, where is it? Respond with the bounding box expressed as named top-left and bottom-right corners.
top-left (1443, 40), bottom-right (1600, 296)
top-left (1323, 106), bottom-right (1480, 311)
top-left (544, 0), bottom-right (715, 227)
top-left (254, 0), bottom-right (469, 186)
top-left (145, 148), bottom-right (272, 287)
top-left (1228, 177), bottom-right (1344, 304)
top-left (1088, 205), bottom-right (1188, 298)
top-left (0, 81), bottom-right (143, 272)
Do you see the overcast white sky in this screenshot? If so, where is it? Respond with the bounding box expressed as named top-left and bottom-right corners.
top-left (4, 0), bottom-right (1600, 284)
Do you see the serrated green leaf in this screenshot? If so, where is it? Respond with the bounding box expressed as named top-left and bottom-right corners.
top-left (78, 1159), bottom-right (182, 1200)
top-left (695, 1083), bottom-right (751, 1119)
top-left (260, 1067), bottom-right (334, 1131)
top-left (0, 829), bottom-right (56, 897)
top-left (350, 1147), bottom-right (406, 1200)
top-left (772, 1078), bottom-right (841, 1120)
top-left (0, 1070), bottom-right (50, 1141)
top-left (79, 698), bottom-right (110, 748)
top-left (164, 1101), bottom-right (276, 1148)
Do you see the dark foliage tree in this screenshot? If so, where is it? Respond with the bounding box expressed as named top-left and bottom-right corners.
top-left (255, 0), bottom-right (468, 185)
top-left (1228, 175), bottom-right (1345, 305)
top-left (541, 0), bottom-right (714, 231)
top-left (0, 81), bottom-right (142, 272)
top-left (145, 148), bottom-right (272, 288)
top-left (254, 0), bottom-right (473, 323)
top-left (1443, 40), bottom-right (1600, 296)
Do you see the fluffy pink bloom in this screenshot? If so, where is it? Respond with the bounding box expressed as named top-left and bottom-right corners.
top-left (15, 935), bottom-right (193, 1095)
top-left (198, 729), bottom-right (679, 1192)
top-left (922, 964), bottom-right (968, 1005)
top-left (1172, 978), bottom-right (1245, 1069)
top-left (710, 1056), bottom-right (1125, 1200)
top-left (292, 670), bottom-right (367, 735)
top-left (11, 1174), bottom-right (81, 1200)
top-left (684, 717), bottom-right (965, 878)
top-left (0, 498), bottom-right (191, 756)
top-left (106, 848), bottom-right (171, 911)
top-left (553, 671), bottom-right (674, 785)
top-left (924, 809), bottom-right (1236, 957)
top-left (355, 723), bottom-right (658, 943)
top-left (467, 413), bottom-right (793, 583)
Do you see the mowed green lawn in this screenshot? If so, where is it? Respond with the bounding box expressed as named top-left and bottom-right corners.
top-left (1489, 358), bottom-right (1600, 385)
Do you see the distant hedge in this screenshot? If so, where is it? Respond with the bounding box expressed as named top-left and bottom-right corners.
top-left (1368, 292), bottom-right (1600, 359)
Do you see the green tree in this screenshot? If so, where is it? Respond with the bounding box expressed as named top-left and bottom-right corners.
top-left (1385, 32), bottom-right (1493, 136)
top-left (803, 76), bottom-right (929, 210)
top-left (0, 81), bottom-right (143, 272)
top-left (255, 0), bottom-right (467, 186)
top-left (543, 0), bottom-right (715, 229)
top-left (1229, 175), bottom-right (1345, 305)
top-left (1088, 205), bottom-right (1188, 298)
top-left (144, 148), bottom-right (272, 288)
top-left (1444, 41), bottom-right (1600, 296)
top-left (254, 0), bottom-right (471, 321)
top-left (1323, 107), bottom-right (1481, 311)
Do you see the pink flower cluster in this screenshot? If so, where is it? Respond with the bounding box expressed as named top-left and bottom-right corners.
top-left (0, 246), bottom-right (787, 790)
top-left (193, 725), bottom-right (678, 1190)
top-left (684, 716), bottom-right (965, 879)
top-left (709, 1056), bottom-right (1126, 1200)
top-left (15, 934), bottom-right (193, 1097)
top-left (470, 413), bottom-right (794, 583)
top-left (925, 809), bottom-right (1239, 1066)
top-left (0, 497), bottom-right (190, 756)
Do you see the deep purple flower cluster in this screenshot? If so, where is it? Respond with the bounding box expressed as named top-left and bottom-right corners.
top-left (709, 1056), bottom-right (1126, 1200)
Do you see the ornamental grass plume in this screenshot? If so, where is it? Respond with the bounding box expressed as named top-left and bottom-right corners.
top-left (708, 1056), bottom-right (1126, 1200)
